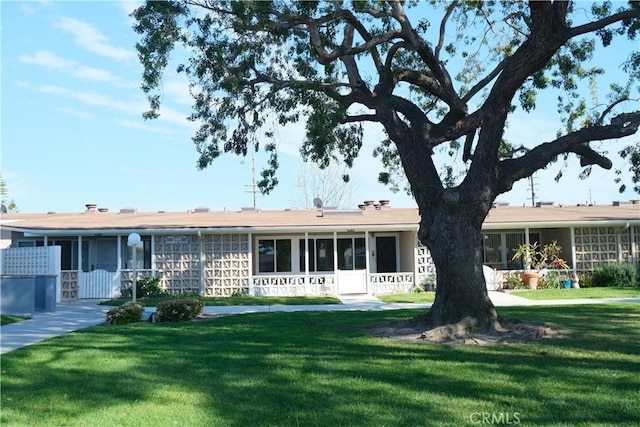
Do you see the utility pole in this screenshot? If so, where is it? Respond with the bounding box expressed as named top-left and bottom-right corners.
top-left (244, 156), bottom-right (259, 209)
top-left (527, 175), bottom-right (539, 207)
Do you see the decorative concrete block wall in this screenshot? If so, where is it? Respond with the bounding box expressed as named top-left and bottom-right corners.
top-left (154, 235), bottom-right (201, 294)
top-left (574, 226), bottom-right (640, 272)
top-left (202, 234), bottom-right (249, 296)
top-left (416, 243), bottom-right (437, 286)
top-left (153, 233), bottom-right (250, 296)
top-left (1, 246), bottom-right (62, 302)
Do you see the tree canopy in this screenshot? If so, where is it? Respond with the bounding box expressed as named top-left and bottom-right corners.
top-left (134, 0), bottom-right (640, 329)
top-left (133, 0), bottom-right (640, 201)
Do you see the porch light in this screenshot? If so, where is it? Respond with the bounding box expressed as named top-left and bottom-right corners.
top-left (127, 233), bottom-right (142, 303)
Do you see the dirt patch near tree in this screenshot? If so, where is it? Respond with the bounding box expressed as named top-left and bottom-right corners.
top-left (368, 317), bottom-right (567, 346)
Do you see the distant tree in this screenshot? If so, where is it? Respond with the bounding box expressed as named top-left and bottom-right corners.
top-left (0, 172), bottom-right (19, 213)
top-left (290, 163), bottom-right (356, 209)
top-left (133, 1), bottom-right (640, 331)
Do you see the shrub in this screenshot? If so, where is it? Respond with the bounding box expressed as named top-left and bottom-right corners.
top-left (503, 275), bottom-right (525, 290)
top-left (592, 263), bottom-right (638, 288)
top-left (544, 270), bottom-right (562, 289)
top-left (121, 277), bottom-right (167, 299)
top-left (106, 302), bottom-right (144, 325)
top-left (177, 290), bottom-right (201, 298)
top-left (156, 297), bottom-right (204, 322)
top-left (578, 271), bottom-right (594, 288)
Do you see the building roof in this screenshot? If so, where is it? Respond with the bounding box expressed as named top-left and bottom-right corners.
top-left (1, 202), bottom-right (638, 235)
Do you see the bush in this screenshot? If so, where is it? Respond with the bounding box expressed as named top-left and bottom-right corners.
top-left (156, 297), bottom-right (204, 322)
top-left (578, 271), bottom-right (594, 288)
top-left (543, 270), bottom-right (562, 289)
top-left (121, 277), bottom-right (167, 299)
top-left (106, 302), bottom-right (144, 325)
top-left (592, 263), bottom-right (638, 287)
top-left (502, 275), bottom-right (525, 290)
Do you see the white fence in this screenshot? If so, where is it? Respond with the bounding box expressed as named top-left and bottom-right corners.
top-left (250, 275), bottom-right (336, 296)
top-left (249, 272), bottom-right (419, 296)
top-left (1, 246), bottom-right (62, 302)
top-left (78, 270), bottom-right (121, 299)
top-left (369, 273), bottom-right (415, 294)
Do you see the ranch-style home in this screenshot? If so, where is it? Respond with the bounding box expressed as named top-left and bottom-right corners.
top-left (1, 200), bottom-right (639, 301)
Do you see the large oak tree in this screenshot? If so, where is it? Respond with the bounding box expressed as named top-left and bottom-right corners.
top-left (133, 1), bottom-right (640, 329)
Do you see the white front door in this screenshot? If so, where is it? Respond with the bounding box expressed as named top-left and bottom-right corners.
top-left (337, 269), bottom-right (367, 294)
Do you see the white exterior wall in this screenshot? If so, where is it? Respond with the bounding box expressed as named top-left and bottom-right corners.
top-left (1, 246), bottom-right (62, 302)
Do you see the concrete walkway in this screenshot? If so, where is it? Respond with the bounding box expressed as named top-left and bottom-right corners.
top-left (2, 292), bottom-right (639, 354)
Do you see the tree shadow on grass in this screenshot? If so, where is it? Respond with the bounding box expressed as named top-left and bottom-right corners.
top-left (1, 305), bottom-right (639, 426)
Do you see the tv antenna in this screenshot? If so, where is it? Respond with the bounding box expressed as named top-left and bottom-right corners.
top-left (244, 157), bottom-right (259, 209)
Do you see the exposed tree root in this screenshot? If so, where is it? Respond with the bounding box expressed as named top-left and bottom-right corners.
top-left (368, 316), bottom-right (566, 346)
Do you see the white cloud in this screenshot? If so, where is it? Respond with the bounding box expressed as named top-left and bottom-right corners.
top-left (72, 66), bottom-right (118, 82)
top-left (54, 17), bottom-right (135, 61)
top-left (19, 51), bottom-right (75, 69)
top-left (20, 50), bottom-right (119, 83)
top-left (163, 78), bottom-right (193, 106)
top-left (39, 85), bottom-right (69, 95)
top-left (54, 107), bottom-right (95, 120)
top-left (116, 119), bottom-right (175, 135)
top-left (117, 1), bottom-right (144, 21)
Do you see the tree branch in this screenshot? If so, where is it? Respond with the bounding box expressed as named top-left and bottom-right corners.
top-left (498, 111), bottom-right (640, 187)
top-left (569, 9), bottom-right (640, 38)
top-left (435, 1), bottom-right (458, 60)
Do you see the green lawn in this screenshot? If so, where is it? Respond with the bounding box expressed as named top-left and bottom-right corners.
top-left (376, 292), bottom-right (436, 303)
top-left (100, 295), bottom-right (342, 307)
top-left (2, 304), bottom-right (639, 426)
top-left (0, 315), bottom-right (29, 326)
top-left (511, 287), bottom-right (640, 300)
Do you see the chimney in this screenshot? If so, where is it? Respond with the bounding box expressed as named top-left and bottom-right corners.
top-left (98, 207), bottom-right (109, 213)
top-left (363, 200), bottom-right (375, 210)
top-left (85, 203), bottom-right (97, 214)
top-left (379, 200), bottom-right (390, 209)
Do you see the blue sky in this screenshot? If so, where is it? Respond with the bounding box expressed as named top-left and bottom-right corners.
top-left (2, 1), bottom-right (639, 214)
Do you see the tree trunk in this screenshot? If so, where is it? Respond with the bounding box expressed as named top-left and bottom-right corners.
top-left (418, 194), bottom-right (499, 330)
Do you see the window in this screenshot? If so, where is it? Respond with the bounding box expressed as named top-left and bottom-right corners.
top-left (258, 239), bottom-right (291, 273)
top-left (315, 239), bottom-right (334, 271)
top-left (337, 238), bottom-right (366, 270)
top-left (121, 236), bottom-right (152, 270)
top-left (17, 240), bottom-right (44, 248)
top-left (483, 232), bottom-right (541, 269)
top-left (483, 234), bottom-right (502, 266)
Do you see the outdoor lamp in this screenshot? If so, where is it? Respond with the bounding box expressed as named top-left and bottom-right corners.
top-left (127, 233), bottom-right (141, 302)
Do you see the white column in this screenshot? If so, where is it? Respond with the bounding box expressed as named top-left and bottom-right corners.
top-left (333, 231), bottom-right (338, 292)
top-left (116, 235), bottom-right (122, 272)
top-left (247, 233), bottom-right (253, 295)
top-left (198, 231), bottom-right (205, 296)
top-left (304, 232), bottom-right (309, 291)
top-left (365, 231), bottom-right (371, 293)
top-left (78, 236), bottom-right (83, 272)
top-left (570, 227), bottom-right (576, 271)
top-left (151, 234), bottom-right (156, 273)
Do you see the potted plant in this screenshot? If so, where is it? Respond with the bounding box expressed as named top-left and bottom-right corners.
top-left (512, 242), bottom-right (544, 289)
top-left (512, 240), bottom-right (568, 290)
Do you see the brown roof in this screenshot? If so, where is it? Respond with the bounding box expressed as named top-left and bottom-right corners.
top-left (1, 203), bottom-right (638, 234)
